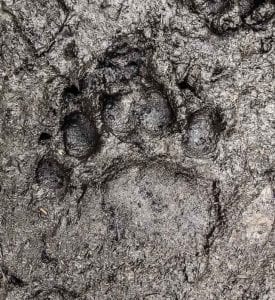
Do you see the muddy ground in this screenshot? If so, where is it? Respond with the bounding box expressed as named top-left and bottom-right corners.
top-left (0, 0), bottom-right (274, 299)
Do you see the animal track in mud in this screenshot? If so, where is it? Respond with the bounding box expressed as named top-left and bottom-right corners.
top-left (62, 111), bottom-right (99, 158)
top-left (0, 0), bottom-right (274, 298)
top-left (102, 164), bottom-right (214, 253)
top-left (36, 157), bottom-right (66, 190)
top-left (184, 108), bottom-right (225, 157)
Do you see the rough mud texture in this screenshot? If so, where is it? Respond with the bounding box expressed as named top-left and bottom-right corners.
top-left (0, 0), bottom-right (274, 299)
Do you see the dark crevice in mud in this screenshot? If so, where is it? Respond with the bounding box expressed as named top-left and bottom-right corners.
top-left (1, 266), bottom-right (27, 287)
top-left (37, 13), bottom-right (71, 57)
top-left (212, 180), bottom-right (226, 225)
top-left (40, 249), bottom-right (58, 265)
top-left (175, 64), bottom-right (203, 99)
top-left (76, 183), bottom-right (88, 220)
top-left (1, 1), bottom-right (37, 57)
top-left (94, 33), bottom-right (153, 89)
top-left (63, 40), bottom-right (78, 59)
top-left (62, 81), bottom-right (86, 104)
top-left (63, 85), bottom-right (81, 98)
top-left (204, 180), bottom-right (226, 255)
top-left (210, 65), bottom-right (226, 82)
top-left (56, 0), bottom-right (71, 13)
top-left (177, 76), bottom-right (198, 95)
top-left (96, 40), bottom-right (145, 76)
top-left (100, 93), bottom-right (123, 111)
top-left (8, 274), bottom-right (26, 287)
top-left (213, 107), bottom-right (227, 134)
top-left (265, 168), bottom-right (275, 182)
top-left (38, 132), bottom-right (52, 143)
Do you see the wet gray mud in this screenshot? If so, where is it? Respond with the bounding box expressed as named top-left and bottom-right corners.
top-left (0, 0), bottom-right (274, 299)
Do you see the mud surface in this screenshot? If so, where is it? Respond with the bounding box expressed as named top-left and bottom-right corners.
top-left (0, 0), bottom-right (274, 299)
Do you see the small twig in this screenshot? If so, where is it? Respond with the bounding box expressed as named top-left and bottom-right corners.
top-left (39, 207), bottom-right (48, 216)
